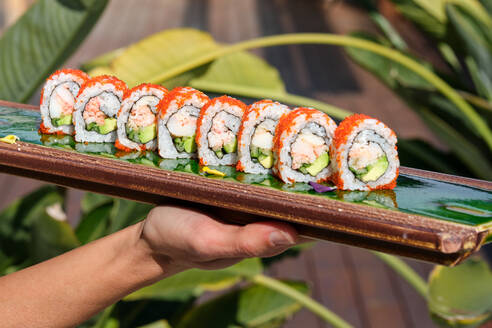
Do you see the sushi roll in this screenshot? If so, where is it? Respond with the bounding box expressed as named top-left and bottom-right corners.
top-left (236, 100), bottom-right (290, 174)
top-left (332, 114), bottom-right (399, 191)
top-left (196, 96), bottom-right (247, 166)
top-left (273, 107), bottom-right (337, 184)
top-left (115, 84), bottom-right (168, 152)
top-left (157, 87), bottom-right (209, 159)
top-left (39, 69), bottom-right (90, 135)
top-left (73, 75), bottom-right (127, 143)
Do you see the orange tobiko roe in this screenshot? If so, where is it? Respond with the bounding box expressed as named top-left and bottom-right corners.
top-left (332, 113), bottom-right (398, 190)
top-left (235, 99), bottom-right (276, 172)
top-left (195, 95), bottom-right (247, 166)
top-left (77, 75), bottom-right (128, 98)
top-left (117, 83), bottom-right (168, 117)
top-left (158, 86), bottom-right (209, 120)
top-left (40, 69), bottom-right (90, 105)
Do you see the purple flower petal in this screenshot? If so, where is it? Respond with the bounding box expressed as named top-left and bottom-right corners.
top-left (309, 181), bottom-right (337, 193)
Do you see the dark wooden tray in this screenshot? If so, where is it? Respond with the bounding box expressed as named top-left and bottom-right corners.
top-left (0, 100), bottom-right (491, 265)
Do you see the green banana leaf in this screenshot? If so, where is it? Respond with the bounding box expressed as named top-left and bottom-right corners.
top-left (0, 0), bottom-right (108, 103)
top-left (428, 258), bottom-right (492, 327)
top-left (125, 258), bottom-right (263, 302)
top-left (446, 4), bottom-right (492, 101)
top-left (87, 29), bottom-right (221, 89)
top-left (175, 281), bottom-right (308, 328)
top-left (75, 203), bottom-right (113, 244)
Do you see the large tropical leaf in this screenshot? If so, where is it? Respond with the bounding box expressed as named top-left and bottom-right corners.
top-left (107, 198), bottom-right (153, 234)
top-left (0, 0), bottom-right (109, 102)
top-left (0, 186), bottom-right (63, 270)
top-left (87, 29), bottom-right (220, 89)
top-left (428, 258), bottom-right (492, 327)
top-left (29, 205), bottom-right (80, 263)
top-left (446, 4), bottom-right (492, 101)
top-left (175, 281), bottom-right (308, 328)
top-left (125, 258), bottom-right (262, 302)
top-left (75, 202), bottom-right (113, 244)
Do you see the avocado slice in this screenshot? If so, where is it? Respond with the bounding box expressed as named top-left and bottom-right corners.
top-left (51, 114), bottom-right (72, 127)
top-left (223, 137), bottom-right (237, 154)
top-left (359, 156), bottom-right (388, 182)
top-left (98, 118), bottom-right (117, 135)
top-left (258, 153), bottom-right (273, 169)
top-left (127, 128), bottom-right (138, 142)
top-left (215, 149), bottom-right (224, 159)
top-left (183, 135), bottom-right (197, 153)
top-left (138, 124), bottom-right (156, 144)
top-left (250, 145), bottom-right (260, 158)
top-left (86, 122), bottom-right (98, 132)
top-left (303, 152), bottom-right (329, 176)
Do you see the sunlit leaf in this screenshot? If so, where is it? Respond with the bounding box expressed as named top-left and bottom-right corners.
top-left (107, 199), bottom-right (153, 234)
top-left (0, 0), bottom-right (108, 102)
top-left (190, 51), bottom-right (286, 94)
top-left (125, 258), bottom-right (262, 301)
top-left (175, 281), bottom-right (308, 328)
top-left (428, 258), bottom-right (492, 327)
top-left (88, 29), bottom-right (220, 89)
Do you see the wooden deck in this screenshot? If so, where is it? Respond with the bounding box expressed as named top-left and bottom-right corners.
top-left (0, 0), bottom-right (452, 326)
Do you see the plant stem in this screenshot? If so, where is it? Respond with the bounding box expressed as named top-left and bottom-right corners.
top-left (189, 80), bottom-right (352, 119)
top-left (150, 33), bottom-right (492, 150)
top-left (251, 274), bottom-right (353, 328)
top-left (371, 252), bottom-right (428, 299)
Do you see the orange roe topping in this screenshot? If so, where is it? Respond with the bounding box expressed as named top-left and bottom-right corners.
top-left (77, 75), bottom-right (128, 98)
top-left (123, 83), bottom-right (168, 100)
top-left (115, 139), bottom-right (133, 152)
top-left (195, 95), bottom-right (247, 162)
top-left (118, 83), bottom-right (168, 116)
top-left (158, 87), bottom-right (209, 119)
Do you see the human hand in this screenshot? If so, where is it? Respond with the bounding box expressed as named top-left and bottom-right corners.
top-left (139, 206), bottom-right (299, 274)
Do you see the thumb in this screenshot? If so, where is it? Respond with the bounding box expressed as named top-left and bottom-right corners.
top-left (198, 221), bottom-right (299, 259)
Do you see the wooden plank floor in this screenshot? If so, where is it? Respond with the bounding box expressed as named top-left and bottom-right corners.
top-left (0, 1), bottom-right (448, 327)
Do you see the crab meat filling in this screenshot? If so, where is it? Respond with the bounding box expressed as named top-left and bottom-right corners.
top-left (207, 111), bottom-right (240, 159)
top-left (49, 82), bottom-right (79, 126)
top-left (291, 124), bottom-right (329, 176)
top-left (348, 140), bottom-right (388, 183)
top-left (83, 92), bottom-right (120, 135)
top-left (167, 105), bottom-right (199, 153)
top-left (126, 96), bottom-right (159, 144)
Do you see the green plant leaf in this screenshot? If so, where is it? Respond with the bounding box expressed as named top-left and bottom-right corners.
top-left (392, 0), bottom-right (447, 38)
top-left (138, 320), bottom-right (172, 328)
top-left (428, 258), bottom-right (492, 327)
top-left (125, 258), bottom-right (262, 301)
top-left (418, 108), bottom-right (492, 180)
top-left (75, 203), bottom-right (113, 244)
top-left (29, 204), bottom-right (80, 263)
top-left (0, 186), bottom-right (63, 269)
top-left (81, 192), bottom-right (113, 214)
top-left (0, 0), bottom-right (109, 102)
top-left (446, 4), bottom-right (492, 101)
top-left (190, 51), bottom-right (285, 93)
top-left (107, 199), bottom-right (153, 234)
top-left (175, 280), bottom-right (308, 328)
top-left (188, 51), bottom-right (351, 119)
top-left (88, 29), bottom-right (220, 89)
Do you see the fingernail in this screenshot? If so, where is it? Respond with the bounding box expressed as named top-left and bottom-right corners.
top-left (269, 230), bottom-right (295, 247)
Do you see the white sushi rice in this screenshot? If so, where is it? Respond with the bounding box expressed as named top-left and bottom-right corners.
top-left (237, 101), bottom-right (290, 174)
top-left (40, 71), bottom-right (87, 134)
top-left (73, 82), bottom-right (124, 143)
top-left (335, 119), bottom-right (399, 191)
top-left (158, 89), bottom-right (208, 159)
top-left (196, 98), bottom-right (245, 166)
top-left (274, 109), bottom-right (337, 184)
top-left (117, 86), bottom-right (166, 151)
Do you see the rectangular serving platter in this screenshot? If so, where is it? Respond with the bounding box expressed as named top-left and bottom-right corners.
top-left (0, 100), bottom-right (491, 265)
